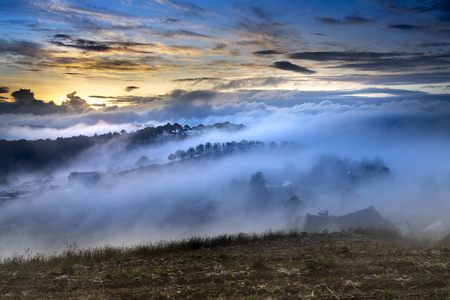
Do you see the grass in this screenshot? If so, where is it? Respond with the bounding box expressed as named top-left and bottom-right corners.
top-left (0, 229), bottom-right (448, 299)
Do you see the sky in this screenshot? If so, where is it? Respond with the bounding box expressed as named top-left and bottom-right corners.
top-left (0, 0), bottom-right (449, 118)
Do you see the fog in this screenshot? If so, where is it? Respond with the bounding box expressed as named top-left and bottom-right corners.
top-left (1, 97), bottom-right (450, 256)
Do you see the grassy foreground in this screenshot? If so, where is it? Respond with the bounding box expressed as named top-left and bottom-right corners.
top-left (0, 229), bottom-right (448, 299)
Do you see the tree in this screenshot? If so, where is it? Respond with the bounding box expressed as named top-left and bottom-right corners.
top-left (195, 144), bottom-right (205, 155)
top-left (176, 150), bottom-right (187, 159)
top-left (204, 142), bottom-right (212, 153)
top-left (187, 147), bottom-right (196, 158)
top-left (250, 171), bottom-right (266, 191)
top-left (287, 195), bottom-right (301, 208)
top-left (134, 155), bottom-right (151, 167)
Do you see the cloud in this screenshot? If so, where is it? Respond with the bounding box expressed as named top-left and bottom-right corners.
top-left (319, 72), bottom-right (450, 86)
top-left (0, 87), bottom-right (9, 94)
top-left (418, 42), bottom-right (450, 48)
top-left (125, 86), bottom-right (140, 92)
top-left (172, 77), bottom-right (220, 83)
top-left (272, 61), bottom-right (316, 74)
top-left (388, 24), bottom-right (426, 31)
top-left (253, 50), bottom-right (284, 56)
top-left (0, 89), bottom-right (65, 115)
top-left (40, 57), bottom-right (158, 73)
top-left (315, 14), bottom-right (376, 25)
top-left (343, 15), bottom-right (376, 25)
top-left (287, 51), bottom-right (450, 73)
top-left (160, 18), bottom-right (182, 23)
top-left (168, 89), bottom-right (217, 103)
top-left (288, 51), bottom-right (401, 61)
top-left (171, 77), bottom-right (290, 91)
top-left (11, 89), bottom-right (37, 103)
top-left (48, 34), bottom-right (154, 53)
top-left (0, 89), bottom-right (98, 115)
top-left (152, 0), bottom-right (207, 17)
top-left (146, 29), bottom-right (212, 40)
top-left (383, 0), bottom-right (450, 23)
top-left (0, 39), bottom-right (46, 58)
top-left (62, 92), bottom-right (92, 110)
top-left (250, 5), bottom-right (271, 22)
top-left (214, 77), bottom-right (290, 90)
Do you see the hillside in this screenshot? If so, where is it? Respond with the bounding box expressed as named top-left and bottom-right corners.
top-left (0, 122), bottom-right (244, 183)
top-left (0, 230), bottom-right (448, 299)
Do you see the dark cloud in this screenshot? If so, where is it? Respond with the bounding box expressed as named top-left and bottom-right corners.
top-left (0, 87), bottom-right (9, 94)
top-left (0, 39), bottom-right (46, 58)
top-left (89, 95), bottom-right (115, 99)
top-left (417, 42), bottom-right (450, 48)
top-left (388, 24), bottom-right (426, 31)
top-left (0, 89), bottom-right (97, 115)
top-left (343, 15), bottom-right (376, 25)
top-left (12, 89), bottom-right (37, 103)
top-left (160, 18), bottom-right (182, 23)
top-left (172, 77), bottom-right (220, 82)
top-left (50, 36), bottom-right (110, 51)
top-left (315, 15), bottom-right (376, 25)
top-left (253, 50), bottom-right (284, 56)
top-left (48, 35), bottom-right (154, 53)
top-left (0, 89), bottom-right (64, 115)
top-left (125, 86), bottom-right (140, 92)
top-left (272, 61), bottom-right (316, 74)
top-left (169, 89), bottom-right (216, 102)
top-left (61, 91), bottom-right (92, 110)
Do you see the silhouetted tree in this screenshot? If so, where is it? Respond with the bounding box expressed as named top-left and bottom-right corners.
top-left (250, 171), bottom-right (266, 191)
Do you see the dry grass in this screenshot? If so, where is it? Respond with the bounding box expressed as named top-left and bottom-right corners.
top-left (0, 229), bottom-right (448, 299)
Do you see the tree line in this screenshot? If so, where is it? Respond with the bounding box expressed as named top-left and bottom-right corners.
top-left (168, 140), bottom-right (301, 160)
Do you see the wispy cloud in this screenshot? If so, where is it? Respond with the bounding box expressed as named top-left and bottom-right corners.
top-left (48, 34), bottom-right (155, 53)
top-left (315, 14), bottom-right (376, 25)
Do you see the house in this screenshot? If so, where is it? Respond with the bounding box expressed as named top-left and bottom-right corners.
top-left (68, 172), bottom-right (101, 186)
top-left (301, 205), bottom-right (396, 233)
top-left (419, 221), bottom-right (446, 239)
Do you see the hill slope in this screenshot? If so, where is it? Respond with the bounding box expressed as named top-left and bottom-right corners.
top-left (0, 230), bottom-right (448, 299)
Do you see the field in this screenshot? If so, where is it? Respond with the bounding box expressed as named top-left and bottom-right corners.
top-left (0, 229), bottom-right (448, 299)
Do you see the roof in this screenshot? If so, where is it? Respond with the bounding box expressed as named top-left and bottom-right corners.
top-left (302, 205), bottom-right (396, 233)
top-left (301, 214), bottom-right (332, 233)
